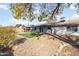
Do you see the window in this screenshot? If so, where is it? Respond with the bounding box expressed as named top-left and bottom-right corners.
top-left (73, 26), bottom-right (78, 32)
top-left (67, 26), bottom-right (78, 32)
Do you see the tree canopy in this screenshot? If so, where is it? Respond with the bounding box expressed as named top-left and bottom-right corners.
top-left (10, 3), bottom-right (79, 22)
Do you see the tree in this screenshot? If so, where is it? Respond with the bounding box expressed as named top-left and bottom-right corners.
top-left (10, 3), bottom-right (65, 21)
top-left (10, 3), bottom-right (79, 34)
top-left (10, 3), bottom-right (35, 21)
top-left (10, 3), bottom-right (79, 21)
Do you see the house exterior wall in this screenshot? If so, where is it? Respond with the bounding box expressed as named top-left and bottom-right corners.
top-left (42, 26), bottom-right (47, 33)
top-left (33, 25), bottom-right (79, 35)
top-left (55, 26), bottom-right (79, 35)
top-left (34, 25), bottom-right (51, 33)
top-left (35, 27), bottom-right (40, 33)
top-left (77, 26), bottom-right (79, 33)
top-left (51, 27), bottom-right (66, 34)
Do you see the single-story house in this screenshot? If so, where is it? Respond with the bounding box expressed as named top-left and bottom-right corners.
top-left (30, 18), bottom-right (79, 35)
top-left (53, 19), bottom-right (79, 35)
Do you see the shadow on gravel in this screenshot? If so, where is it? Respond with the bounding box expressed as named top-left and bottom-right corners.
top-left (46, 33), bottom-right (79, 48)
top-left (0, 38), bottom-right (26, 56)
top-left (0, 45), bottom-right (14, 56)
top-left (8, 38), bottom-right (26, 47)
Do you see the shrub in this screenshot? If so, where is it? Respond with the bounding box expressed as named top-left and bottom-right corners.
top-left (0, 26), bottom-right (16, 46)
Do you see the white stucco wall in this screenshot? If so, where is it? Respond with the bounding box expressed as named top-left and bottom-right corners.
top-left (54, 26), bottom-right (79, 35)
top-left (51, 27), bottom-right (66, 34)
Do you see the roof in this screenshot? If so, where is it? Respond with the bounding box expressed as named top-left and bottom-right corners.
top-left (30, 18), bottom-right (79, 27)
top-left (55, 19), bottom-right (79, 27)
top-left (43, 18), bottom-right (79, 27)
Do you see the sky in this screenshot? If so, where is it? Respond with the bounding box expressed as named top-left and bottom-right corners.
top-left (0, 3), bottom-right (79, 26)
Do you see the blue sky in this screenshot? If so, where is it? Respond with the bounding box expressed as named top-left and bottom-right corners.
top-left (0, 3), bottom-right (78, 26)
top-left (0, 3), bottom-right (16, 26)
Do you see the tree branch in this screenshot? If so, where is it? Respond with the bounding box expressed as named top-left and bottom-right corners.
top-left (50, 3), bottom-right (61, 20)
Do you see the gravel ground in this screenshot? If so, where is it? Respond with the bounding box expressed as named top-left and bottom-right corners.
top-left (12, 34), bottom-right (63, 56)
top-left (9, 34), bottom-right (79, 56)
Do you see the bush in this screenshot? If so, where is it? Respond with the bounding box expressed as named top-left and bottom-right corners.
top-left (0, 27), bottom-right (16, 46)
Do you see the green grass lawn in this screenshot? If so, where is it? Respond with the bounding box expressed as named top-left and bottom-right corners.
top-left (19, 31), bottom-right (40, 38)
